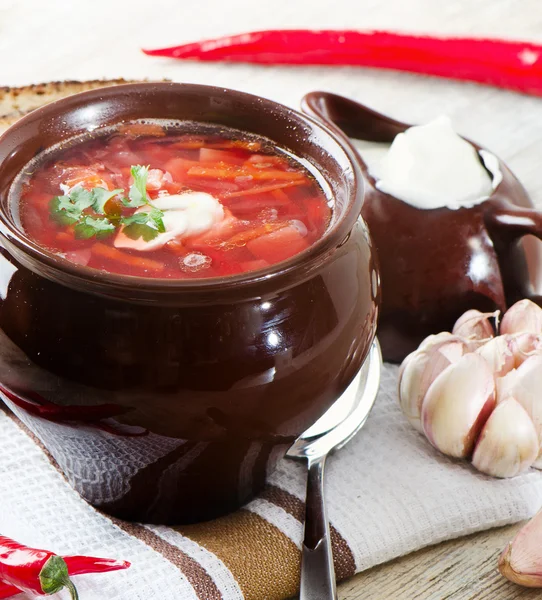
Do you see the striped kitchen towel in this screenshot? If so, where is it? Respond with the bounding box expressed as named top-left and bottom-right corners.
top-left (1, 362), bottom-right (542, 600)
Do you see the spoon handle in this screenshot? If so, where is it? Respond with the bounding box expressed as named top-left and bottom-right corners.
top-left (299, 453), bottom-right (338, 600)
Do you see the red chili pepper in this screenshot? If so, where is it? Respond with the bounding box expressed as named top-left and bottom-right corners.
top-left (0, 583), bottom-right (18, 599)
top-left (62, 555), bottom-right (130, 575)
top-left (0, 384), bottom-right (129, 422)
top-left (0, 536), bottom-right (80, 599)
top-left (143, 29), bottom-right (542, 97)
top-left (0, 384), bottom-right (148, 438)
top-left (0, 539), bottom-right (130, 599)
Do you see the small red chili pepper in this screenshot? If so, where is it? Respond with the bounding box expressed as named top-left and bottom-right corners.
top-left (143, 29), bottom-right (542, 97)
top-left (0, 583), bottom-right (19, 599)
top-left (62, 555), bottom-right (130, 576)
top-left (0, 384), bottom-right (148, 438)
top-left (0, 384), bottom-right (129, 422)
top-left (0, 555), bottom-right (129, 598)
top-left (0, 536), bottom-right (130, 599)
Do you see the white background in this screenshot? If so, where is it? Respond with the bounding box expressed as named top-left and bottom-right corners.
top-left (1, 0), bottom-right (542, 205)
top-left (2, 3), bottom-right (542, 597)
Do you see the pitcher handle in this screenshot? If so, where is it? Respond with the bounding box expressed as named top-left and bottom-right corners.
top-left (485, 204), bottom-right (542, 301)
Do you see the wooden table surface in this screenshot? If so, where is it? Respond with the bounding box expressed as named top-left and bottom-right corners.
top-left (338, 522), bottom-right (539, 599)
top-left (2, 1), bottom-right (542, 598)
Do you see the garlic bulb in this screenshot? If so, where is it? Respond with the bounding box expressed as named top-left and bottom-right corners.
top-left (421, 354), bottom-right (495, 458)
top-left (398, 299), bottom-right (542, 478)
top-left (499, 509), bottom-right (542, 587)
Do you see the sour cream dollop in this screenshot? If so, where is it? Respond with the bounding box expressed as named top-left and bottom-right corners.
top-left (374, 116), bottom-right (500, 210)
top-left (115, 191), bottom-right (225, 251)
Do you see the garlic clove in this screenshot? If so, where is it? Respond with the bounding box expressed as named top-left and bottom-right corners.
top-left (499, 509), bottom-right (542, 587)
top-left (501, 299), bottom-right (542, 335)
top-left (512, 332), bottom-right (542, 367)
top-left (476, 334), bottom-right (517, 378)
top-left (471, 398), bottom-right (538, 478)
top-left (421, 353), bottom-right (495, 458)
top-left (452, 309), bottom-right (498, 341)
top-left (398, 335), bottom-right (468, 432)
top-left (496, 355), bottom-right (542, 467)
top-left (417, 331), bottom-right (455, 351)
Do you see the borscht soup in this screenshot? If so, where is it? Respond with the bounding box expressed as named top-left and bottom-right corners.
top-left (12, 121), bottom-right (332, 279)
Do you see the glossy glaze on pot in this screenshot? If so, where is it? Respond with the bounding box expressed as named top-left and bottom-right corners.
top-left (302, 92), bottom-right (542, 362)
top-left (0, 84), bottom-right (379, 524)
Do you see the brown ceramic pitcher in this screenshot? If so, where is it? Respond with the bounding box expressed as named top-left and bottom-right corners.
top-left (303, 91), bottom-right (542, 362)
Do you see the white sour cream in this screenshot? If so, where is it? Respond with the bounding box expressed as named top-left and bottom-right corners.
top-left (115, 191), bottom-right (225, 251)
top-left (369, 116), bottom-right (501, 210)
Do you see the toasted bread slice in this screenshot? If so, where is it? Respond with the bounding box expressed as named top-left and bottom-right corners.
top-left (0, 79), bottom-right (142, 134)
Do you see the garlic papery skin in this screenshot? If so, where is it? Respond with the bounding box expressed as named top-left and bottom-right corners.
top-left (471, 398), bottom-right (538, 478)
top-left (418, 331), bottom-right (455, 351)
top-left (496, 355), bottom-right (542, 467)
top-left (421, 353), bottom-right (495, 458)
top-left (452, 309), bottom-right (497, 341)
top-left (476, 335), bottom-right (517, 378)
top-left (512, 333), bottom-right (542, 367)
top-left (398, 336), bottom-right (468, 432)
top-left (501, 299), bottom-right (542, 335)
top-left (499, 509), bottom-right (542, 587)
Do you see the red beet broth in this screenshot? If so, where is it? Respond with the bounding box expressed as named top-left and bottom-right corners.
top-left (13, 121), bottom-right (332, 279)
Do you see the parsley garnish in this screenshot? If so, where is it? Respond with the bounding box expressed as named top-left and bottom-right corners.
top-left (121, 208), bottom-right (166, 242)
top-left (92, 187), bottom-right (124, 214)
top-left (74, 216), bottom-right (117, 239)
top-left (50, 186), bottom-right (122, 223)
top-left (49, 166), bottom-right (165, 243)
top-left (123, 165), bottom-right (150, 208)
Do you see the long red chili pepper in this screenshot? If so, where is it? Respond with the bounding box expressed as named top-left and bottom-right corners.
top-left (143, 29), bottom-right (542, 97)
top-left (0, 538), bottom-right (130, 599)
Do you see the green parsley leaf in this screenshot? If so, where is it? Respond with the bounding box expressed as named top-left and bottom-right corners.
top-left (123, 165), bottom-right (150, 208)
top-left (74, 216), bottom-right (116, 240)
top-left (69, 186), bottom-right (94, 210)
top-left (50, 186), bottom-right (96, 225)
top-left (91, 188), bottom-right (123, 214)
top-left (149, 207), bottom-right (166, 233)
top-left (50, 196), bottom-right (80, 225)
top-left (121, 209), bottom-right (165, 242)
top-left (48, 167), bottom-right (163, 242)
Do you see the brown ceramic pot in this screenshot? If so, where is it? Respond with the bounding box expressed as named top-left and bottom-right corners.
top-left (303, 91), bottom-right (542, 362)
top-left (0, 83), bottom-right (379, 524)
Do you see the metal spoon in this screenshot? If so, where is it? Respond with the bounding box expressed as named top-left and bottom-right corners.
top-left (287, 340), bottom-right (382, 600)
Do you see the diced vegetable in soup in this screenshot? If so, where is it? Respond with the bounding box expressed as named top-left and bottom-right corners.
top-left (14, 121), bottom-right (332, 279)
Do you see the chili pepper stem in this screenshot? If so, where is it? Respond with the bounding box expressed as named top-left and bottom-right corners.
top-left (39, 555), bottom-right (79, 599)
top-left (63, 578), bottom-right (80, 600)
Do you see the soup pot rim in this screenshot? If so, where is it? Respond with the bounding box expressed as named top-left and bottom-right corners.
top-left (0, 82), bottom-right (364, 297)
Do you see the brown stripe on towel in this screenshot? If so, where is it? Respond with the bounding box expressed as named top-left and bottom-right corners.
top-left (112, 520), bottom-right (223, 600)
top-left (260, 484), bottom-right (357, 580)
top-left (178, 509), bottom-right (300, 600)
